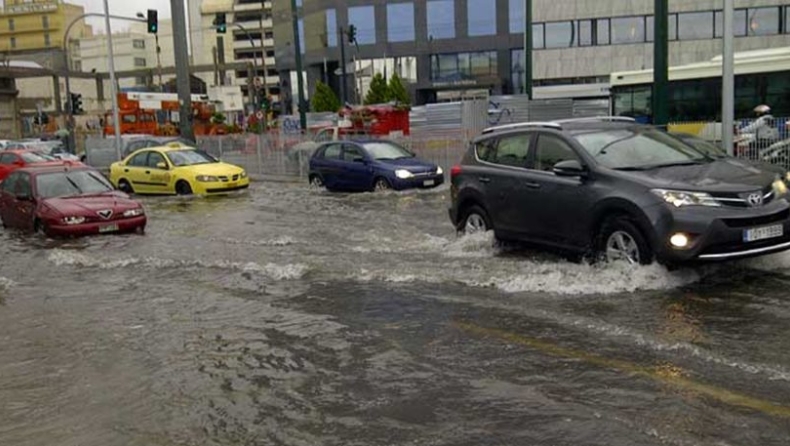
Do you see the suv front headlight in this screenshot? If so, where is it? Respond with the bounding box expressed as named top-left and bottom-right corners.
top-left (651, 189), bottom-right (721, 208)
top-left (395, 169), bottom-right (414, 179)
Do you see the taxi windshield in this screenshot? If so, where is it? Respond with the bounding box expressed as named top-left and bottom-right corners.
top-left (166, 150), bottom-right (216, 167)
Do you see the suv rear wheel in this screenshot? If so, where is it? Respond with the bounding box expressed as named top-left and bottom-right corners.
top-left (460, 205), bottom-right (491, 236)
top-left (597, 216), bottom-right (653, 265)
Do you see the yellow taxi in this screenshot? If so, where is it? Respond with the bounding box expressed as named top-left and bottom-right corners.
top-left (108, 144), bottom-right (249, 195)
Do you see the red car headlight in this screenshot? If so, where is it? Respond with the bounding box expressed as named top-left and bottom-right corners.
top-left (62, 216), bottom-right (86, 225)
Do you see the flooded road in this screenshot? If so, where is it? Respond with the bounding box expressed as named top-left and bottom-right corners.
top-left (1, 182), bottom-right (789, 445)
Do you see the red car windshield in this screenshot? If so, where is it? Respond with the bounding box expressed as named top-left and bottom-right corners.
top-left (36, 170), bottom-right (114, 198)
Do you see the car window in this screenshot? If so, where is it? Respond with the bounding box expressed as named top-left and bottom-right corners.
top-left (341, 144), bottom-right (365, 162)
top-left (147, 152), bottom-right (167, 168)
top-left (0, 153), bottom-right (18, 165)
top-left (1, 172), bottom-right (19, 193)
top-left (534, 134), bottom-right (581, 172)
top-left (16, 173), bottom-right (31, 197)
top-left (493, 134), bottom-right (531, 168)
top-left (475, 139), bottom-right (498, 163)
top-left (322, 143), bottom-right (342, 160)
top-left (128, 151), bottom-right (149, 167)
top-left (20, 152), bottom-right (51, 163)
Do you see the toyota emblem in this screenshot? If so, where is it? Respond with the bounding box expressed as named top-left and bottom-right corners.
top-left (747, 192), bottom-right (763, 207)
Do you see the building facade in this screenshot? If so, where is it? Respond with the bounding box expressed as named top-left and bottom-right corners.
top-left (273, 0), bottom-right (790, 105)
top-left (191, 0), bottom-right (280, 108)
top-left (74, 20), bottom-right (177, 90)
top-left (0, 0), bottom-right (89, 55)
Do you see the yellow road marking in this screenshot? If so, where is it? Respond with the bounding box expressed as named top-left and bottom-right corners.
top-left (454, 321), bottom-right (790, 419)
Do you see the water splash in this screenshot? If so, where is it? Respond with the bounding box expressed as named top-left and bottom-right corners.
top-left (47, 249), bottom-right (309, 280)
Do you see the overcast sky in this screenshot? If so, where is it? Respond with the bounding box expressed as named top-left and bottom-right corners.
top-left (69, 0), bottom-right (180, 31)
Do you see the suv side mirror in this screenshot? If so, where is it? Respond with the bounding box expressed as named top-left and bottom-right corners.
top-left (553, 159), bottom-right (587, 178)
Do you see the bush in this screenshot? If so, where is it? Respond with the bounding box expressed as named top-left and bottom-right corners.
top-left (312, 81), bottom-right (341, 112)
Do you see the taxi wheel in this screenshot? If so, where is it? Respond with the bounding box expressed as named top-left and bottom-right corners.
top-left (176, 180), bottom-right (193, 196)
top-left (118, 179), bottom-right (134, 194)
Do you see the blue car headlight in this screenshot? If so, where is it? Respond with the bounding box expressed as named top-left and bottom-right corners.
top-left (395, 169), bottom-right (414, 179)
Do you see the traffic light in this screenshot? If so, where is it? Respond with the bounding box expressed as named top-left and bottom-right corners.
top-left (70, 93), bottom-right (83, 115)
top-left (260, 95), bottom-right (271, 111)
top-left (347, 24), bottom-right (357, 44)
top-left (214, 13), bottom-right (226, 34)
top-left (146, 9), bottom-right (158, 34)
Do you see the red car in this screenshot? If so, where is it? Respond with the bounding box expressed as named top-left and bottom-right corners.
top-left (0, 165), bottom-right (146, 237)
top-left (0, 149), bottom-right (70, 181)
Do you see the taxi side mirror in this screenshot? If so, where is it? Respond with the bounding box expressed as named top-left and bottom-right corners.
top-left (156, 162), bottom-right (168, 170)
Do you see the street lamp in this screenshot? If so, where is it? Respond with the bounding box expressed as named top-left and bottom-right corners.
top-left (137, 11), bottom-right (163, 90)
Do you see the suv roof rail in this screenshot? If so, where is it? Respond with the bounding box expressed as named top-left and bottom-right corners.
top-left (481, 121), bottom-right (562, 134)
top-left (553, 116), bottom-right (636, 124)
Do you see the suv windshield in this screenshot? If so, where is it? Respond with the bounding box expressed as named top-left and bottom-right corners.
top-left (166, 150), bottom-right (216, 167)
top-left (573, 128), bottom-right (710, 170)
top-left (36, 170), bottom-right (114, 198)
top-left (362, 142), bottom-right (413, 160)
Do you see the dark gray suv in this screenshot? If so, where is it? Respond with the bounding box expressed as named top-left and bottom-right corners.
top-left (449, 118), bottom-right (790, 265)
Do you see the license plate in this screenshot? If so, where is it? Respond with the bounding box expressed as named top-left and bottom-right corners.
top-left (423, 179), bottom-right (435, 187)
top-left (743, 224), bottom-right (783, 242)
top-left (99, 224), bottom-right (119, 233)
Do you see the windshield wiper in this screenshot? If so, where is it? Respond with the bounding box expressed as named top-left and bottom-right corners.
top-left (613, 160), bottom-right (707, 171)
top-left (64, 176), bottom-right (83, 194)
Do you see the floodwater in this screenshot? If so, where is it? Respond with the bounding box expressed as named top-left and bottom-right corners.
top-left (1, 182), bottom-right (789, 446)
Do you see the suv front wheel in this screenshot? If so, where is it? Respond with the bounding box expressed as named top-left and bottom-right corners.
top-left (596, 216), bottom-right (653, 265)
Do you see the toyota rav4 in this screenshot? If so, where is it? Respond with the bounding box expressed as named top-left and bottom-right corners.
top-left (449, 118), bottom-right (790, 265)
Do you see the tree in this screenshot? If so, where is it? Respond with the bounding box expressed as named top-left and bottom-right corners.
top-left (364, 73), bottom-right (389, 105)
top-left (386, 73), bottom-right (410, 106)
top-left (311, 81), bottom-right (341, 112)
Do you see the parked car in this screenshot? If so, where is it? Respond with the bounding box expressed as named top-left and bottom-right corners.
top-left (449, 117), bottom-right (790, 265)
top-left (308, 139), bottom-right (444, 192)
top-left (108, 145), bottom-right (249, 195)
top-left (5, 140), bottom-right (79, 162)
top-left (0, 150), bottom-right (69, 181)
top-left (0, 165), bottom-right (146, 236)
top-left (83, 135), bottom-right (193, 171)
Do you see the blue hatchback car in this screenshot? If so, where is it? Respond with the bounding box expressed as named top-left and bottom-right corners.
top-left (308, 140), bottom-right (445, 192)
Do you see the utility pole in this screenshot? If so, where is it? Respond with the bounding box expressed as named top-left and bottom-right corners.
top-left (653, 0), bottom-right (669, 126)
top-left (102, 0), bottom-right (121, 160)
top-left (523, 0), bottom-right (532, 99)
top-left (170, 0), bottom-right (194, 141)
top-left (290, 0), bottom-right (306, 130)
top-left (155, 34), bottom-right (163, 90)
top-left (339, 26), bottom-right (348, 105)
top-left (722, 0), bottom-right (735, 155)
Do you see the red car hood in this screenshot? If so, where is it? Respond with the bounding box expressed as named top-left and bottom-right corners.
top-left (42, 192), bottom-right (142, 217)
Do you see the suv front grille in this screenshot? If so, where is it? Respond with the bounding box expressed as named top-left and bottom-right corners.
top-left (722, 209), bottom-right (790, 228)
top-left (711, 186), bottom-right (775, 208)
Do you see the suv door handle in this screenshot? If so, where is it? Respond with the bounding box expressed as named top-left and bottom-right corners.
top-left (478, 177), bottom-right (491, 183)
top-left (525, 182), bottom-right (542, 189)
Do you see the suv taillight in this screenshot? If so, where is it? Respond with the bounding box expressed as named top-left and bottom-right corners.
top-left (450, 165), bottom-right (462, 178)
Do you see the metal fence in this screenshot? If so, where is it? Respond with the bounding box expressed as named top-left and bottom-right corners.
top-left (193, 133), bottom-right (468, 180)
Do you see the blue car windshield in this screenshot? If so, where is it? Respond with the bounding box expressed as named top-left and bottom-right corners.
top-left (362, 142), bottom-right (413, 160)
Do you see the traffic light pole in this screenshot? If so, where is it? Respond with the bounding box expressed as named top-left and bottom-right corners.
top-left (102, 0), bottom-right (122, 160)
top-left (339, 26), bottom-right (348, 105)
top-left (171, 0), bottom-right (195, 141)
top-left (653, 0), bottom-right (669, 126)
top-left (290, 0), bottom-right (306, 131)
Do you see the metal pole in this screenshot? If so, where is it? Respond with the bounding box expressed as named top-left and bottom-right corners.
top-left (259, 0), bottom-right (269, 97)
top-left (339, 26), bottom-right (348, 105)
top-left (290, 0), bottom-right (307, 130)
top-left (170, 0), bottom-right (194, 141)
top-left (523, 0), bottom-right (532, 99)
top-left (155, 33), bottom-right (163, 90)
top-left (653, 0), bottom-right (669, 126)
top-left (722, 0), bottom-right (735, 156)
top-left (102, 0), bottom-right (122, 159)
top-left (62, 12), bottom-right (145, 153)
top-left (234, 23), bottom-right (258, 112)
